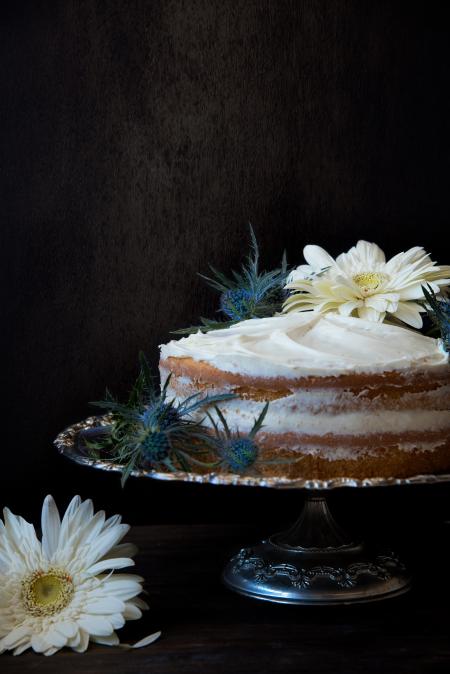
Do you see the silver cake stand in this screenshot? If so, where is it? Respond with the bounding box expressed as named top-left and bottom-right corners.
top-left (55, 416), bottom-right (450, 606)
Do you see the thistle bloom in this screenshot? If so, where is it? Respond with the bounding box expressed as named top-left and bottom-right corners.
top-left (0, 495), bottom-right (160, 655)
top-left (284, 240), bottom-right (450, 328)
top-left (175, 224), bottom-right (288, 334)
top-left (206, 403), bottom-right (269, 473)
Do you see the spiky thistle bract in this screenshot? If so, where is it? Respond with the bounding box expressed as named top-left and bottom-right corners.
top-left (87, 352), bottom-right (235, 485)
top-left (422, 284), bottom-right (450, 352)
top-left (172, 225), bottom-right (289, 335)
top-left (205, 402), bottom-right (269, 473)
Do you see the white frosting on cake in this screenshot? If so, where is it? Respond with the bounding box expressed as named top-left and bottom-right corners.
top-left (161, 312), bottom-right (448, 378)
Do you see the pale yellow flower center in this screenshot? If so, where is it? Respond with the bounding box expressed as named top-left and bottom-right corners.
top-left (22, 568), bottom-right (74, 616)
top-left (353, 271), bottom-right (386, 296)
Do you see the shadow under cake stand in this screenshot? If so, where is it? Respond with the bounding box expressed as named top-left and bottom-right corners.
top-left (55, 416), bottom-right (450, 606)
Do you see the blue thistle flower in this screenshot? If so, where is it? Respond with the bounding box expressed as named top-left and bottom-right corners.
top-left (220, 288), bottom-right (254, 320)
top-left (141, 431), bottom-right (170, 462)
top-left (173, 225), bottom-right (289, 334)
top-left (222, 437), bottom-right (259, 472)
top-left (206, 402), bottom-right (269, 474)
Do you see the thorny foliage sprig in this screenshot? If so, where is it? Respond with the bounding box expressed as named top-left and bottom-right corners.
top-left (204, 402), bottom-right (305, 474)
top-left (173, 225), bottom-right (289, 335)
top-left (87, 352), bottom-right (235, 485)
top-left (205, 402), bottom-right (269, 473)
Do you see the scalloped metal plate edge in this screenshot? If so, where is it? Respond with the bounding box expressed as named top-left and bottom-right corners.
top-left (54, 416), bottom-right (450, 490)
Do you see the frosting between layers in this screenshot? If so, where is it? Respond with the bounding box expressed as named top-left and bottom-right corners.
top-left (161, 313), bottom-right (448, 378)
top-left (164, 388), bottom-right (450, 437)
top-left (194, 399), bottom-right (450, 436)
top-left (256, 441), bottom-right (448, 461)
top-left (162, 374), bottom-right (450, 412)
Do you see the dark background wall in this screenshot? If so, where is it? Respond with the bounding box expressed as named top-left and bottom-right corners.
top-left (1, 1), bottom-right (449, 531)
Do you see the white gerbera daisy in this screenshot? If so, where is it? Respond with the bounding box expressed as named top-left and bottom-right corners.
top-left (0, 495), bottom-right (160, 656)
top-left (284, 240), bottom-right (450, 328)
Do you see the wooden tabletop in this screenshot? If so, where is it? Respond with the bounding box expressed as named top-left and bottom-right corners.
top-left (3, 523), bottom-right (450, 673)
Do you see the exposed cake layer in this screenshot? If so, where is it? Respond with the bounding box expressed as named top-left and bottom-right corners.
top-left (161, 359), bottom-right (450, 413)
top-left (252, 441), bottom-right (450, 479)
top-left (257, 436), bottom-right (448, 460)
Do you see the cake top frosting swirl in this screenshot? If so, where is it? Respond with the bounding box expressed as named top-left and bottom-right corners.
top-left (160, 312), bottom-right (448, 378)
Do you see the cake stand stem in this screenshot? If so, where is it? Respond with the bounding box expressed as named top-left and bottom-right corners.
top-left (222, 491), bottom-right (411, 605)
top-left (272, 491), bottom-right (355, 550)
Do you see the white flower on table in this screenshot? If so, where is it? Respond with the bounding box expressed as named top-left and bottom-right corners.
top-left (284, 240), bottom-right (450, 328)
top-left (0, 495), bottom-right (160, 656)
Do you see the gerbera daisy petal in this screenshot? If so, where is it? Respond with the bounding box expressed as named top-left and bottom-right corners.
top-left (78, 615), bottom-right (115, 636)
top-left (0, 624), bottom-right (31, 651)
top-left (357, 306), bottom-right (385, 322)
top-left (83, 597), bottom-right (126, 614)
top-left (427, 281), bottom-right (445, 294)
top-left (426, 274), bottom-right (450, 286)
top-left (101, 572), bottom-right (145, 585)
top-left (81, 525), bottom-right (130, 568)
top-left (70, 500), bottom-right (95, 535)
top-left (364, 296), bottom-right (390, 313)
top-left (103, 515), bottom-right (122, 530)
top-left (55, 621), bottom-right (78, 639)
top-left (87, 557), bottom-right (135, 575)
top-left (107, 542), bottom-right (139, 559)
top-left (91, 632), bottom-right (120, 646)
top-left (338, 301), bottom-right (362, 316)
top-left (130, 596), bottom-right (150, 611)
top-left (109, 613), bottom-right (126, 630)
top-left (100, 580), bottom-right (144, 601)
top-left (392, 302), bottom-right (424, 328)
top-left (1, 510), bottom-right (40, 572)
top-left (13, 642), bottom-right (31, 656)
top-left (41, 495), bottom-right (61, 561)
top-left (57, 496), bottom-right (81, 547)
top-left (31, 633), bottom-right (50, 653)
top-left (303, 245), bottom-right (335, 271)
top-left (395, 283), bottom-right (428, 300)
top-left (355, 240), bottom-right (386, 266)
top-left (384, 247), bottom-right (427, 274)
top-left (71, 629), bottom-right (90, 653)
top-left (124, 631), bottom-right (161, 649)
top-left (67, 630), bottom-right (81, 648)
top-left (80, 511), bottom-right (107, 546)
top-left (287, 264), bottom-right (314, 282)
top-left (44, 628), bottom-right (68, 649)
top-left (123, 603), bottom-right (142, 620)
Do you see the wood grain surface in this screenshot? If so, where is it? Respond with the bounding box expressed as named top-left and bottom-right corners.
top-left (2, 523), bottom-right (450, 673)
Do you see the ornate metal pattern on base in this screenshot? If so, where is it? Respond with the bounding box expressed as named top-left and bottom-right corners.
top-left (222, 495), bottom-right (411, 605)
top-left (55, 416), bottom-right (449, 605)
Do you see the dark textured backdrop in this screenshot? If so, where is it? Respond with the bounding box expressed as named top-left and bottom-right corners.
top-left (1, 0), bottom-right (449, 528)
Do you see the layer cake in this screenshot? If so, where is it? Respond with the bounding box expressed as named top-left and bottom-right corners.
top-left (159, 312), bottom-right (450, 479)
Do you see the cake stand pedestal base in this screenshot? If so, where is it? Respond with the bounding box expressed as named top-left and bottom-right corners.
top-left (222, 492), bottom-right (411, 605)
